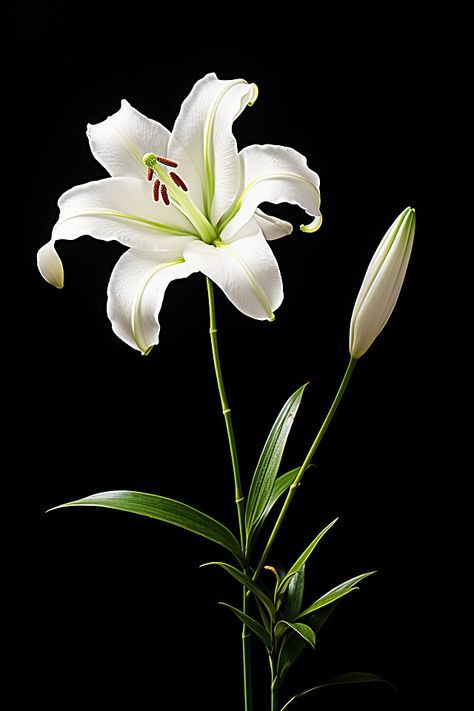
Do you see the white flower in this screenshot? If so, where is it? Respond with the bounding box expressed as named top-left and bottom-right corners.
top-left (349, 207), bottom-right (415, 358)
top-left (38, 73), bottom-right (321, 353)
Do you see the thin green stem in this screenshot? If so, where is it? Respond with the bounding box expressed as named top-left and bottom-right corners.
top-left (206, 278), bottom-right (245, 540)
top-left (269, 655), bottom-right (279, 711)
top-left (206, 277), bottom-right (252, 711)
top-left (242, 587), bottom-right (252, 710)
top-left (254, 357), bottom-right (357, 580)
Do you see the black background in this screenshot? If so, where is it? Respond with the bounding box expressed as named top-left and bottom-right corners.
top-left (5, 2), bottom-right (461, 708)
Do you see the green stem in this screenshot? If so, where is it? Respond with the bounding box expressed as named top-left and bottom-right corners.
top-left (269, 655), bottom-right (278, 711)
top-left (254, 357), bottom-right (357, 580)
top-left (242, 587), bottom-right (252, 710)
top-left (206, 277), bottom-right (252, 711)
top-left (206, 278), bottom-right (245, 540)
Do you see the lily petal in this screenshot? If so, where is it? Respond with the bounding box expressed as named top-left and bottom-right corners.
top-left (183, 219), bottom-right (283, 321)
top-left (37, 241), bottom-right (64, 288)
top-left (169, 73), bottom-right (258, 222)
top-left (107, 250), bottom-right (197, 354)
top-left (51, 177), bottom-right (196, 253)
top-left (254, 208), bottom-right (293, 241)
top-left (220, 145), bottom-right (321, 240)
top-left (87, 100), bottom-right (170, 179)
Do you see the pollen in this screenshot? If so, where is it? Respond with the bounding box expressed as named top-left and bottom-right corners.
top-left (153, 178), bottom-right (161, 202)
top-left (156, 155), bottom-right (179, 168)
top-left (161, 183), bottom-right (170, 205)
top-left (147, 167), bottom-right (153, 181)
top-left (169, 171), bottom-right (188, 192)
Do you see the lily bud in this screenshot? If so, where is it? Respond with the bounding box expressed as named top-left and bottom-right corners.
top-left (349, 207), bottom-right (415, 358)
top-left (37, 241), bottom-right (64, 289)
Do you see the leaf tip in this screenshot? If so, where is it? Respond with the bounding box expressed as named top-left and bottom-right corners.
top-left (45, 503), bottom-right (67, 514)
top-left (199, 561), bottom-right (220, 569)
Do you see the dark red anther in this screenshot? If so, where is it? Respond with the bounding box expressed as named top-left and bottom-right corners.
top-left (153, 179), bottom-right (161, 202)
top-left (169, 171), bottom-right (188, 192)
top-left (161, 183), bottom-right (170, 205)
top-left (147, 167), bottom-right (153, 181)
top-left (156, 155), bottom-right (179, 168)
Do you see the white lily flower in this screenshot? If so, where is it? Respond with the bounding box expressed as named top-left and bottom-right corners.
top-left (349, 207), bottom-right (415, 358)
top-left (37, 73), bottom-right (321, 354)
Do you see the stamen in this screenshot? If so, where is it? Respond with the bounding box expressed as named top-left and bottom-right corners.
top-left (153, 179), bottom-right (161, 202)
top-left (161, 184), bottom-right (170, 205)
top-left (156, 155), bottom-right (179, 168)
top-left (147, 167), bottom-right (153, 181)
top-left (169, 172), bottom-right (188, 192)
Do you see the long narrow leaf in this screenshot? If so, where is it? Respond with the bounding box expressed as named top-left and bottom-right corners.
top-left (245, 384), bottom-right (307, 540)
top-left (277, 631), bottom-right (306, 682)
top-left (275, 621), bottom-right (316, 649)
top-left (267, 468), bottom-right (300, 511)
top-left (249, 468), bottom-right (300, 547)
top-left (278, 519), bottom-right (338, 596)
top-left (282, 565), bottom-right (305, 621)
top-left (280, 672), bottom-right (390, 710)
top-left (305, 603), bottom-right (338, 634)
top-left (201, 562), bottom-right (276, 620)
top-left (255, 598), bottom-right (272, 635)
top-left (219, 602), bottom-right (272, 649)
top-left (49, 490), bottom-right (242, 562)
top-left (276, 602), bottom-right (337, 683)
top-left (296, 571), bottom-right (376, 619)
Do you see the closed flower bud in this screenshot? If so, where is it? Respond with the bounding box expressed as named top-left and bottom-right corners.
top-left (349, 207), bottom-right (415, 358)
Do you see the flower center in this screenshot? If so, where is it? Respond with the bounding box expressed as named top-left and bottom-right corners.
top-left (143, 153), bottom-right (188, 206)
top-left (143, 152), bottom-right (217, 245)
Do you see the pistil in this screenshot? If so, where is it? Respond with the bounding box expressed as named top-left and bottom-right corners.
top-left (143, 152), bottom-right (217, 244)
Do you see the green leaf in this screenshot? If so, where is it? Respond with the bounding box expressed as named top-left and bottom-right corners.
top-left (267, 468), bottom-right (300, 511)
top-left (278, 519), bottom-right (338, 596)
top-left (245, 384), bottom-right (307, 542)
top-left (305, 603), bottom-right (338, 634)
top-left (296, 571), bottom-right (376, 619)
top-left (49, 490), bottom-right (242, 562)
top-left (219, 602), bottom-right (272, 650)
top-left (276, 608), bottom-right (332, 684)
top-left (255, 598), bottom-right (273, 635)
top-left (253, 467), bottom-right (299, 535)
top-left (277, 631), bottom-right (306, 683)
top-left (275, 621), bottom-right (316, 649)
top-left (276, 599), bottom-right (339, 684)
top-left (280, 672), bottom-right (390, 710)
top-left (277, 580), bottom-right (331, 684)
top-left (249, 467), bottom-right (304, 549)
top-left (282, 565), bottom-right (305, 621)
top-left (201, 562), bottom-right (276, 620)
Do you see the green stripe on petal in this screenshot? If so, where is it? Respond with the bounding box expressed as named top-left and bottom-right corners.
top-left (107, 251), bottom-right (196, 353)
top-left (58, 210), bottom-right (197, 237)
top-left (219, 145), bottom-right (321, 242)
top-left (215, 241), bottom-right (274, 321)
top-left (203, 79), bottom-right (259, 217)
top-left (131, 259), bottom-right (186, 354)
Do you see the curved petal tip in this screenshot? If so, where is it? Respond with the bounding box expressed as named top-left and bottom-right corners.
top-left (37, 242), bottom-right (64, 289)
top-left (248, 83), bottom-right (259, 106)
top-left (300, 214), bottom-right (323, 234)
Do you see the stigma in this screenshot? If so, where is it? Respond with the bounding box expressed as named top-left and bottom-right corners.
top-left (143, 152), bottom-right (188, 206)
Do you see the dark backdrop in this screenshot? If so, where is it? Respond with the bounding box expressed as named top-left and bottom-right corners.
top-left (5, 3), bottom-right (460, 708)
